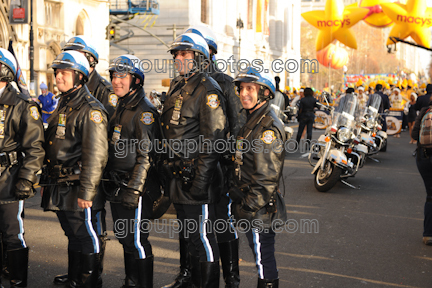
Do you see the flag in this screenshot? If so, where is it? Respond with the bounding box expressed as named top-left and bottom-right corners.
top-left (8, 40), bottom-right (30, 97)
top-left (256, 0), bottom-right (263, 33)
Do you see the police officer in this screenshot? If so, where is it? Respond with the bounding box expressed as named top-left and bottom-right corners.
top-left (103, 55), bottom-right (160, 287)
top-left (0, 48), bottom-right (45, 288)
top-left (41, 51), bottom-right (108, 288)
top-left (230, 67), bottom-right (287, 288)
top-left (63, 35), bottom-right (118, 117)
top-left (162, 26), bottom-right (243, 288)
top-left (161, 33), bottom-right (227, 288)
top-left (374, 84), bottom-right (390, 132)
top-left (52, 34), bottom-right (115, 287)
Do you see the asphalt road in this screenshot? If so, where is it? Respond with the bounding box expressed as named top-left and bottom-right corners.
top-left (12, 128), bottom-right (432, 288)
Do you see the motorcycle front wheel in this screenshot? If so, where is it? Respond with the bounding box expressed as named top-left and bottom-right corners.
top-left (314, 161), bottom-right (342, 192)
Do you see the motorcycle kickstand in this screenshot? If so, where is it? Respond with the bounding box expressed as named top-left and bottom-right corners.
top-left (366, 156), bottom-right (380, 163)
top-left (340, 179), bottom-right (361, 190)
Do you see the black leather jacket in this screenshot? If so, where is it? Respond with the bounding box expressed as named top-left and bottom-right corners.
top-left (161, 72), bottom-right (227, 204)
top-left (0, 84), bottom-right (45, 204)
top-left (298, 95), bottom-right (319, 116)
top-left (105, 88), bottom-right (161, 197)
top-left (87, 70), bottom-right (118, 118)
top-left (231, 103), bottom-right (287, 228)
top-left (42, 86), bottom-right (109, 211)
top-left (209, 66), bottom-right (245, 138)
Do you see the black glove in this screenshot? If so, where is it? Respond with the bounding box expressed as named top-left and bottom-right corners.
top-left (121, 188), bottom-right (141, 210)
top-left (15, 179), bottom-right (34, 200)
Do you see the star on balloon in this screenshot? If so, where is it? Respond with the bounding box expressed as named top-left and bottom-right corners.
top-left (302, 0), bottom-right (369, 51)
top-left (381, 0), bottom-right (432, 48)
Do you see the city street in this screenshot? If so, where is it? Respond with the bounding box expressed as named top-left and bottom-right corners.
top-left (18, 128), bottom-right (431, 288)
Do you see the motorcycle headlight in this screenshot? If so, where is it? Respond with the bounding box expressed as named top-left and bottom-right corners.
top-left (366, 118), bottom-right (375, 129)
top-left (337, 127), bottom-right (351, 142)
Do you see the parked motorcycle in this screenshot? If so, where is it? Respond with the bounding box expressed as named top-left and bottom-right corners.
top-left (309, 93), bottom-right (362, 192)
top-left (357, 93), bottom-right (388, 164)
top-left (270, 90), bottom-right (294, 140)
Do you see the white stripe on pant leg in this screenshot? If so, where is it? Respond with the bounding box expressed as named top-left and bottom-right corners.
top-left (253, 230), bottom-right (264, 279)
top-left (226, 193), bottom-right (238, 239)
top-left (134, 196), bottom-right (146, 259)
top-left (85, 208), bottom-right (100, 253)
top-left (200, 204), bottom-right (214, 262)
top-left (17, 200), bottom-right (26, 248)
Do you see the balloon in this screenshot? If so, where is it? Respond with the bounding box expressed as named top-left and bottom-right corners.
top-left (316, 43), bottom-right (349, 69)
top-left (358, 0), bottom-right (394, 28)
top-left (302, 0), bottom-right (369, 50)
top-left (381, 0), bottom-right (432, 48)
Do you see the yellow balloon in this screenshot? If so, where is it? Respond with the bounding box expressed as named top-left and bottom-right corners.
top-left (358, 0), bottom-right (394, 28)
top-left (302, 0), bottom-right (369, 50)
top-left (381, 0), bottom-right (432, 48)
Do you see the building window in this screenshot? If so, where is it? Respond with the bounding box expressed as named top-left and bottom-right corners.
top-left (247, 0), bottom-right (253, 29)
top-left (201, 0), bottom-right (208, 24)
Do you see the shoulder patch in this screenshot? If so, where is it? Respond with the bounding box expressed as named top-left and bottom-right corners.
top-left (90, 110), bottom-right (103, 124)
top-left (206, 94), bottom-right (220, 109)
top-left (108, 93), bottom-right (118, 107)
top-left (29, 106), bottom-right (40, 120)
top-left (261, 130), bottom-right (276, 144)
top-left (140, 112), bottom-right (154, 125)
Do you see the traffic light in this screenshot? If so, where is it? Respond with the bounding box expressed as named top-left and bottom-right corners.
top-left (106, 24), bottom-right (120, 40)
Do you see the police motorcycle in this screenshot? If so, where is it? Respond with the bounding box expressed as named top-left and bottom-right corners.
top-left (147, 89), bottom-right (163, 114)
top-left (270, 90), bottom-right (294, 140)
top-left (357, 93), bottom-right (388, 163)
top-left (309, 93), bottom-right (363, 192)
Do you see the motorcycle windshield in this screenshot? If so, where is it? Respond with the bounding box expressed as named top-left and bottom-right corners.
top-left (332, 93), bottom-right (358, 129)
top-left (270, 91), bottom-right (285, 119)
top-left (364, 93), bottom-right (382, 118)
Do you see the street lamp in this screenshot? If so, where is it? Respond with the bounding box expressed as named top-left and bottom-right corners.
top-left (236, 15), bottom-right (244, 60)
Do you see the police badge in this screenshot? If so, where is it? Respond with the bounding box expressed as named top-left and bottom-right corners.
top-left (30, 106), bottom-right (40, 120)
top-left (206, 94), bottom-right (220, 109)
top-left (109, 93), bottom-right (118, 107)
top-left (56, 114), bottom-right (66, 139)
top-left (141, 112), bottom-right (154, 125)
top-left (90, 110), bottom-right (103, 124)
top-left (261, 130), bottom-right (276, 144)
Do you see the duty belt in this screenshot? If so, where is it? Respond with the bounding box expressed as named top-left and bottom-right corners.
top-left (46, 163), bottom-right (81, 185)
top-left (0, 151), bottom-right (21, 175)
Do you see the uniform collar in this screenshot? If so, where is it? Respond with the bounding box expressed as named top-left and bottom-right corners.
top-left (119, 88), bottom-right (145, 109)
top-left (182, 72), bottom-right (203, 95)
top-left (0, 84), bottom-right (20, 105)
top-left (59, 85), bottom-right (91, 110)
top-left (86, 69), bottom-right (100, 93)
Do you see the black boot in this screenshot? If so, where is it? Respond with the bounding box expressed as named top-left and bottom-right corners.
top-left (257, 278), bottom-right (279, 288)
top-left (218, 239), bottom-right (240, 288)
top-left (1, 239), bottom-right (8, 279)
top-left (122, 252), bottom-right (153, 288)
top-left (189, 253), bottom-right (201, 288)
top-left (162, 239), bottom-right (191, 288)
top-left (53, 250), bottom-right (81, 285)
top-left (200, 262), bottom-right (220, 288)
top-left (137, 255), bottom-right (153, 288)
top-left (0, 240), bottom-right (3, 288)
top-left (8, 247), bottom-right (29, 287)
top-left (76, 253), bottom-right (99, 288)
top-left (122, 252), bottom-right (139, 287)
top-left (97, 234), bottom-right (107, 288)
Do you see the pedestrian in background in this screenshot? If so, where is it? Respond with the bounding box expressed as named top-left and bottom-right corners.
top-left (412, 97), bottom-right (432, 246)
top-left (296, 87), bottom-right (319, 146)
top-left (37, 82), bottom-right (58, 124)
top-left (405, 92), bottom-right (417, 144)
